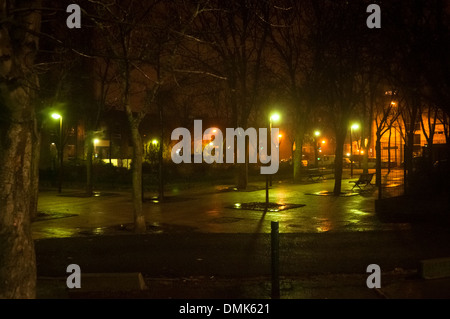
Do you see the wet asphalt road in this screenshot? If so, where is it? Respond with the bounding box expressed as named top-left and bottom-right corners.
top-left (35, 226), bottom-right (450, 278)
top-left (33, 175), bottom-right (450, 284)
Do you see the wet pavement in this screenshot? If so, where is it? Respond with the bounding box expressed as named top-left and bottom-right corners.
top-left (32, 172), bottom-right (450, 299)
top-left (33, 177), bottom-right (406, 238)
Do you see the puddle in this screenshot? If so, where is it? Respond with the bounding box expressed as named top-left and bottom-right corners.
top-left (142, 196), bottom-right (193, 204)
top-left (33, 211), bottom-right (78, 222)
top-left (208, 217), bottom-right (244, 224)
top-left (227, 202), bottom-right (305, 212)
top-left (57, 191), bottom-right (120, 198)
top-left (75, 223), bottom-right (198, 236)
top-left (305, 191), bottom-right (359, 197)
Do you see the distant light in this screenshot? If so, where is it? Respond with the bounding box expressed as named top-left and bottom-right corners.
top-left (51, 113), bottom-right (61, 120)
top-left (209, 142), bottom-right (214, 146)
top-left (361, 150), bottom-right (365, 155)
top-left (152, 139), bottom-right (158, 145)
top-left (93, 139), bottom-right (99, 144)
top-left (51, 143), bottom-right (55, 146)
top-left (351, 123), bottom-right (360, 130)
top-left (321, 140), bottom-right (326, 144)
top-left (278, 134), bottom-right (282, 139)
top-left (346, 153), bottom-right (351, 157)
top-left (314, 130), bottom-right (321, 137)
top-left (212, 129), bottom-right (217, 133)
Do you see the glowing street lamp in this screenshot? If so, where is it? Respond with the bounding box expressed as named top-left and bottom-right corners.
top-left (51, 113), bottom-right (63, 193)
top-left (270, 113), bottom-right (281, 123)
top-left (267, 112), bottom-right (281, 207)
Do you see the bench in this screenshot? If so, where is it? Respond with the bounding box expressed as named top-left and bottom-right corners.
top-left (307, 168), bottom-right (326, 182)
top-left (350, 173), bottom-right (374, 190)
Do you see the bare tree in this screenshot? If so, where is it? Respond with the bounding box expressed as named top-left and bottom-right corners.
top-left (268, 1), bottom-right (319, 183)
top-left (419, 103), bottom-right (440, 169)
top-left (309, 1), bottom-right (367, 195)
top-left (374, 90), bottom-right (401, 194)
top-left (181, 0), bottom-right (271, 189)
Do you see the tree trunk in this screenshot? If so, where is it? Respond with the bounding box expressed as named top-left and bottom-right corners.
top-left (376, 132), bottom-right (382, 188)
top-left (0, 0), bottom-right (40, 298)
top-left (333, 129), bottom-right (346, 196)
top-left (293, 133), bottom-right (304, 183)
top-left (405, 131), bottom-right (415, 194)
top-left (29, 123), bottom-right (41, 220)
top-left (130, 126), bottom-right (146, 233)
top-left (387, 127), bottom-right (392, 174)
top-left (0, 123), bottom-right (37, 299)
top-left (158, 102), bottom-right (165, 200)
top-left (86, 131), bottom-right (94, 196)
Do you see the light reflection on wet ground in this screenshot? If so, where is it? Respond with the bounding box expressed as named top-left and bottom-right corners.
top-left (34, 180), bottom-right (411, 239)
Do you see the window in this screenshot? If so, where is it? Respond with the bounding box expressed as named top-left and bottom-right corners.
top-left (413, 134), bottom-right (421, 145)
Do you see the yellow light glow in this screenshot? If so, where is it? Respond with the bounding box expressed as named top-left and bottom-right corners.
top-left (152, 139), bottom-right (158, 145)
top-left (351, 123), bottom-right (360, 130)
top-left (270, 113), bottom-right (281, 122)
top-left (314, 130), bottom-right (321, 137)
top-left (51, 113), bottom-right (61, 120)
top-left (93, 139), bottom-right (99, 144)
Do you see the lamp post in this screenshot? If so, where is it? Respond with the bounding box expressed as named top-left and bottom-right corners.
top-left (150, 138), bottom-right (164, 201)
top-left (93, 138), bottom-right (99, 158)
top-left (266, 113), bottom-right (280, 208)
top-left (350, 123), bottom-right (360, 178)
top-left (314, 130), bottom-right (321, 168)
top-left (51, 113), bottom-right (63, 193)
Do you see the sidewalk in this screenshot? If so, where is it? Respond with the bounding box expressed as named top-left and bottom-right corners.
top-left (33, 176), bottom-right (450, 299)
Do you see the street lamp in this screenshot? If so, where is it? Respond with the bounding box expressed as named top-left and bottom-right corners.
top-left (267, 112), bottom-right (281, 207)
top-left (350, 123), bottom-right (360, 178)
top-left (51, 113), bottom-right (63, 193)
